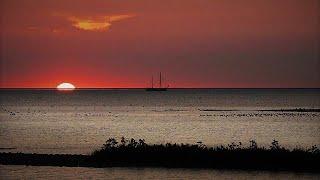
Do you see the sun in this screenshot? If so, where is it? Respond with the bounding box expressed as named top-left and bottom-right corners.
top-left (57, 82), bottom-right (76, 91)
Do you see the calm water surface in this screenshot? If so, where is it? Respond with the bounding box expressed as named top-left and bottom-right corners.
top-left (0, 165), bottom-right (319, 180)
top-left (0, 89), bottom-right (319, 154)
top-left (1, 89), bottom-right (320, 179)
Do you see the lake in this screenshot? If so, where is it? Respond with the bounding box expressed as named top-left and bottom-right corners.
top-left (0, 89), bottom-right (319, 179)
top-left (0, 89), bottom-right (319, 154)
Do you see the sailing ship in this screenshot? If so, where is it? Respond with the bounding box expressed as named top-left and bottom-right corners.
top-left (146, 72), bottom-right (168, 91)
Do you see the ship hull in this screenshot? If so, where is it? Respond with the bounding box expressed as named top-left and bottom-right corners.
top-left (145, 88), bottom-right (167, 91)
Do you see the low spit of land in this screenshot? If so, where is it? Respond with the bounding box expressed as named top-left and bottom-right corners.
top-left (0, 138), bottom-right (319, 173)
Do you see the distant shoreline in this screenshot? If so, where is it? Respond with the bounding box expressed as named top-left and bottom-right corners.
top-left (1, 139), bottom-right (319, 173)
top-left (199, 108), bottom-right (320, 112)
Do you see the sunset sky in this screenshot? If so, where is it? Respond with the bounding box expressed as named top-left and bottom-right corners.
top-left (1, 0), bottom-right (319, 88)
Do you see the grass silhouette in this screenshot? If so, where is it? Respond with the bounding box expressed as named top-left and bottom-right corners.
top-left (0, 137), bottom-right (319, 172)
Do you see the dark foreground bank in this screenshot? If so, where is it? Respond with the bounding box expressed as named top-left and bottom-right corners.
top-left (0, 138), bottom-right (319, 173)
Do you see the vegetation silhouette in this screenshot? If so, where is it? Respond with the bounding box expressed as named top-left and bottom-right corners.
top-left (0, 137), bottom-right (319, 172)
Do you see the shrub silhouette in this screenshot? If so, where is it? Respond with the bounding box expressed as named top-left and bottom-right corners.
top-left (87, 137), bottom-right (320, 171)
top-left (270, 139), bottom-right (281, 150)
top-left (0, 138), bottom-right (319, 172)
top-left (249, 140), bottom-right (258, 149)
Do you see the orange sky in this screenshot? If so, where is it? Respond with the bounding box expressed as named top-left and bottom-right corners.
top-left (1, 0), bottom-right (319, 88)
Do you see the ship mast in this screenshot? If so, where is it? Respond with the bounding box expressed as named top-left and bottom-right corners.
top-left (151, 76), bottom-right (153, 88)
top-left (159, 72), bottom-right (162, 88)
top-left (146, 72), bottom-right (167, 91)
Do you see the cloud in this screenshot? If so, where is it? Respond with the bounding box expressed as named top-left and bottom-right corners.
top-left (109, 15), bottom-right (136, 22)
top-left (67, 14), bottom-right (136, 32)
top-left (68, 17), bottom-right (112, 31)
top-left (21, 13), bottom-right (136, 34)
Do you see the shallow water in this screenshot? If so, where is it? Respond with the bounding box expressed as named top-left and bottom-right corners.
top-left (0, 89), bottom-right (319, 154)
top-left (0, 165), bottom-right (319, 180)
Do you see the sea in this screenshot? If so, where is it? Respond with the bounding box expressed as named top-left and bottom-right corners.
top-left (0, 88), bottom-right (319, 179)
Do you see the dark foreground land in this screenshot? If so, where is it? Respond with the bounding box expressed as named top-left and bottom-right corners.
top-left (0, 138), bottom-right (319, 173)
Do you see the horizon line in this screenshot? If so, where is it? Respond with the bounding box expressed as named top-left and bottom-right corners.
top-left (1, 87), bottom-right (320, 90)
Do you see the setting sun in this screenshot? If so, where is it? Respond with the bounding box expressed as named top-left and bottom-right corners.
top-left (57, 82), bottom-right (76, 90)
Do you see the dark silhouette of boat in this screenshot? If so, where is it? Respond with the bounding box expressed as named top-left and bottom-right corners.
top-left (146, 72), bottom-right (168, 91)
